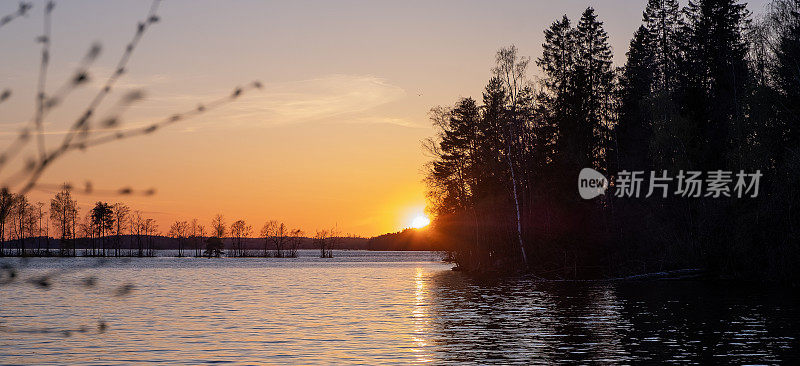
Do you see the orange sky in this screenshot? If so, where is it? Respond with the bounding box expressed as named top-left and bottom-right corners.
top-left (0, 0), bottom-right (771, 236)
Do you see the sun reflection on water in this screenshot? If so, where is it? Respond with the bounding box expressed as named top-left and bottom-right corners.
top-left (411, 267), bottom-right (434, 363)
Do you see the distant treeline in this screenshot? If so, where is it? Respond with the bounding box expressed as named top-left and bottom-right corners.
top-left (0, 235), bottom-right (370, 255)
top-left (424, 0), bottom-right (800, 282)
top-left (0, 186), bottom-right (364, 258)
top-left (367, 228), bottom-right (443, 251)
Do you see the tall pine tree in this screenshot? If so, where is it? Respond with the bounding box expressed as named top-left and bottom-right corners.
top-left (643, 0), bottom-right (682, 91)
top-left (679, 0), bottom-right (752, 170)
top-left (575, 7), bottom-right (615, 172)
top-left (615, 26), bottom-right (657, 172)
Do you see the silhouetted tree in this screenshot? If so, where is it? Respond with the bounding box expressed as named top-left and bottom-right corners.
top-left (195, 223), bottom-right (206, 257)
top-left (79, 212), bottom-right (94, 256)
top-left (260, 220), bottom-right (288, 257)
top-left (229, 219), bottom-right (251, 257)
top-left (143, 218), bottom-right (157, 257)
top-left (614, 26), bottom-right (656, 173)
top-left (314, 226), bottom-right (339, 258)
top-left (288, 229), bottom-right (303, 258)
top-left (90, 202), bottom-right (114, 256)
top-left (260, 220), bottom-right (276, 257)
top-left (189, 218), bottom-right (202, 257)
top-left (34, 202), bottom-right (45, 255)
top-left (50, 185), bottom-right (78, 256)
top-left (0, 188), bottom-right (14, 256)
top-left (10, 194), bottom-right (36, 255)
top-left (678, 0), bottom-right (752, 170)
top-left (168, 220), bottom-right (188, 257)
top-left (644, 0), bottom-right (682, 91)
top-left (211, 214), bottom-right (226, 245)
top-left (772, 0), bottom-right (800, 149)
top-left (111, 203), bottom-right (129, 257)
top-left (130, 211), bottom-right (144, 257)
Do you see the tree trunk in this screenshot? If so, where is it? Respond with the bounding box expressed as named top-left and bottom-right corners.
top-left (507, 140), bottom-right (528, 268)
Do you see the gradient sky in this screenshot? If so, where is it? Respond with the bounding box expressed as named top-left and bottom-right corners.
top-left (0, 0), bottom-right (771, 236)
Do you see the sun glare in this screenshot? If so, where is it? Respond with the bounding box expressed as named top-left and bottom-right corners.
top-left (411, 215), bottom-right (431, 229)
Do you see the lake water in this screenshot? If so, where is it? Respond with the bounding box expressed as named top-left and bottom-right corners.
top-left (2, 250), bottom-right (799, 364)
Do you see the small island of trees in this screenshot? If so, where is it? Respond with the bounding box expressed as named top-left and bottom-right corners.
top-left (0, 185), bottom-right (351, 258)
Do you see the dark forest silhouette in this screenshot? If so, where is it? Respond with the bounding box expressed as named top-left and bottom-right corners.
top-left (424, 0), bottom-right (800, 283)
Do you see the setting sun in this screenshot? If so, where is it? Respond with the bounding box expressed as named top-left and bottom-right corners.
top-left (411, 215), bottom-right (431, 229)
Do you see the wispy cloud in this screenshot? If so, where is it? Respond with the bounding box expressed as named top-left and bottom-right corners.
top-left (0, 74), bottom-right (412, 139)
top-left (224, 74), bottom-right (407, 126)
top-left (344, 116), bottom-right (421, 128)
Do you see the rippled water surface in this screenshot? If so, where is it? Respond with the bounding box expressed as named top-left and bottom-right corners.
top-left (2, 250), bottom-right (799, 364)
